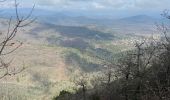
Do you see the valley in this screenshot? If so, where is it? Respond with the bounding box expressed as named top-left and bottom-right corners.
top-left (0, 13), bottom-right (162, 99)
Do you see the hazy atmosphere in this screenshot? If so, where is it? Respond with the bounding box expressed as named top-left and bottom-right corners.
top-left (0, 0), bottom-right (170, 100)
top-left (2, 0), bottom-right (170, 18)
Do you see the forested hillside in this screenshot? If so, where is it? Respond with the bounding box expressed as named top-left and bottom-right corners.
top-left (53, 13), bottom-right (170, 100)
top-left (0, 0), bottom-right (169, 100)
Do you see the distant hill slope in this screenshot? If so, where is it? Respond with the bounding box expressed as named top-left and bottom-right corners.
top-left (118, 15), bottom-right (157, 23)
top-left (0, 9), bottom-right (161, 27)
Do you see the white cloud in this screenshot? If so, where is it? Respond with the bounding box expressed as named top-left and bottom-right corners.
top-left (0, 0), bottom-right (15, 8)
top-left (2, 0), bottom-right (170, 11)
top-left (134, 0), bottom-right (170, 9)
top-left (92, 2), bottom-right (105, 9)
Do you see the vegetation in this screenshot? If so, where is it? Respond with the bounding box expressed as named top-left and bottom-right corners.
top-left (53, 13), bottom-right (170, 100)
top-left (0, 1), bottom-right (169, 100)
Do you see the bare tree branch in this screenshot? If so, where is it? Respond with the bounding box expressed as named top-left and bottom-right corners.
top-left (0, 0), bottom-right (35, 79)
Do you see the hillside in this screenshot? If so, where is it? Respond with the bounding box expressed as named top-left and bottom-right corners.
top-left (0, 14), bottom-right (161, 99)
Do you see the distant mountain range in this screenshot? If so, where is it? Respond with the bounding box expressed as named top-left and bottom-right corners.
top-left (0, 8), bottom-right (163, 27)
top-left (118, 15), bottom-right (158, 24)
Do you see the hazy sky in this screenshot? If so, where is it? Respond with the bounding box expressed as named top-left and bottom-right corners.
top-left (1, 0), bottom-right (170, 18)
top-left (2, 0), bottom-right (169, 11)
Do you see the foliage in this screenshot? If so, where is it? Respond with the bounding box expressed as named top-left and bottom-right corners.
top-left (54, 17), bottom-right (170, 99)
top-left (53, 90), bottom-right (72, 100)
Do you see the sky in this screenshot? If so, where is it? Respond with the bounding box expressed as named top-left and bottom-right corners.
top-left (1, 0), bottom-right (170, 18)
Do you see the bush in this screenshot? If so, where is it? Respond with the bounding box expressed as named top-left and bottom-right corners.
top-left (53, 90), bottom-right (72, 100)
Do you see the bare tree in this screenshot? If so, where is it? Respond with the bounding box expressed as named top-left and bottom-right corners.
top-left (142, 11), bottom-right (170, 100)
top-left (0, 0), bottom-right (35, 79)
top-left (73, 72), bottom-right (89, 100)
top-left (117, 53), bottom-right (135, 100)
